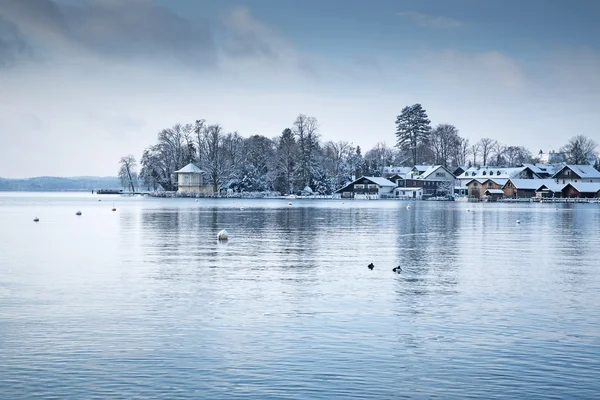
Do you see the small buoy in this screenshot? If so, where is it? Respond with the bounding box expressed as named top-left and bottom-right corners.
top-left (217, 229), bottom-right (229, 241)
top-left (341, 202), bottom-right (344, 204)
top-left (406, 205), bottom-right (411, 210)
top-left (288, 202), bottom-right (292, 206)
top-left (33, 217), bottom-right (39, 222)
top-left (195, 199), bottom-right (198, 202)
top-left (240, 207), bottom-right (245, 211)
top-left (516, 219), bottom-right (521, 224)
top-left (76, 211), bottom-right (82, 216)
top-left (466, 208), bottom-right (470, 212)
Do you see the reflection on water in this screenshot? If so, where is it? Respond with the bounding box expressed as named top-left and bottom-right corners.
top-left (1, 193), bottom-right (600, 399)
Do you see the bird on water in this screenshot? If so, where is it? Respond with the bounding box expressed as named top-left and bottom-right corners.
top-left (392, 266), bottom-right (402, 273)
top-left (368, 263), bottom-right (374, 270)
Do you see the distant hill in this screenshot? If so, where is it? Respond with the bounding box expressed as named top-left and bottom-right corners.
top-left (0, 176), bottom-right (122, 192)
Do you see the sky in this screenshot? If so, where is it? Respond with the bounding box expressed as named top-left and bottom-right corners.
top-left (1, 0), bottom-right (599, 178)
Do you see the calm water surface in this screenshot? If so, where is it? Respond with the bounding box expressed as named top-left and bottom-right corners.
top-left (1, 193), bottom-right (599, 399)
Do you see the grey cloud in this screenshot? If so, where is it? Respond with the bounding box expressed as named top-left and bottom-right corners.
top-left (0, 0), bottom-right (216, 68)
top-left (0, 16), bottom-right (30, 67)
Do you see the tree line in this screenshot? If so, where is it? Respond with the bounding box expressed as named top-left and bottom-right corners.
top-left (119, 104), bottom-right (599, 194)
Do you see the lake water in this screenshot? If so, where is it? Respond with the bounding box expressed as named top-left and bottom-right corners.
top-left (1, 192), bottom-right (600, 399)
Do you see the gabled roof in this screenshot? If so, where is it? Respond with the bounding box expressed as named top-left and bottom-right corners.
top-left (485, 189), bottom-right (504, 195)
top-left (412, 165), bottom-right (432, 173)
top-left (552, 164), bottom-right (600, 179)
top-left (536, 182), bottom-right (566, 192)
top-left (174, 163), bottom-right (204, 174)
top-left (521, 163), bottom-right (560, 176)
top-left (365, 176), bottom-right (397, 187)
top-left (420, 165), bottom-right (456, 179)
top-left (465, 178), bottom-right (508, 186)
top-left (564, 182), bottom-right (600, 193)
top-left (334, 176), bottom-right (397, 193)
top-left (504, 178), bottom-right (553, 190)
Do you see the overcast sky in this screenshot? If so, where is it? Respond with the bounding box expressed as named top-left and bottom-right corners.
top-left (1, 0), bottom-right (599, 178)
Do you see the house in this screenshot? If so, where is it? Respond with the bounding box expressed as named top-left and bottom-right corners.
top-left (466, 178), bottom-right (508, 199)
top-left (484, 189), bottom-right (504, 202)
top-left (503, 179), bottom-right (555, 199)
top-left (521, 163), bottom-right (560, 179)
top-left (417, 165), bottom-right (457, 196)
top-left (552, 165), bottom-right (600, 184)
top-left (457, 165), bottom-right (541, 187)
top-left (174, 163), bottom-right (213, 193)
top-left (334, 176), bottom-right (397, 199)
top-left (401, 178), bottom-right (446, 198)
top-left (394, 187), bottom-right (423, 200)
top-left (535, 182), bottom-right (565, 199)
top-left (561, 182), bottom-right (600, 198)
top-left (411, 165), bottom-right (433, 177)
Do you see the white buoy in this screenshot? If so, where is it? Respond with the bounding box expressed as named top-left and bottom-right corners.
top-left (516, 219), bottom-right (521, 224)
top-left (240, 207), bottom-right (245, 211)
top-left (217, 229), bottom-right (229, 241)
top-left (195, 199), bottom-right (198, 202)
top-left (76, 211), bottom-right (82, 216)
top-left (406, 205), bottom-right (411, 210)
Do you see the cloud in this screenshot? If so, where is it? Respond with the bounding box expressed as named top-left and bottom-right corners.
top-left (396, 11), bottom-right (463, 29)
top-left (0, 0), bottom-right (216, 68)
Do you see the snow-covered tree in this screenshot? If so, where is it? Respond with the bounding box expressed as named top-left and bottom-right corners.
top-left (293, 114), bottom-right (320, 188)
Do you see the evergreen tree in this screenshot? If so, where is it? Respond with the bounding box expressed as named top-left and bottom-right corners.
top-left (394, 104), bottom-right (431, 166)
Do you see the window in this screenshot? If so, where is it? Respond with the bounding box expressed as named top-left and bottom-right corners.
top-left (482, 171), bottom-right (487, 176)
top-left (474, 182), bottom-right (478, 187)
top-left (368, 184), bottom-right (378, 189)
top-left (436, 172), bottom-right (445, 177)
top-left (497, 171), bottom-right (501, 175)
top-left (488, 182), bottom-right (493, 187)
top-left (471, 172), bottom-right (476, 176)
top-left (354, 184), bottom-right (364, 189)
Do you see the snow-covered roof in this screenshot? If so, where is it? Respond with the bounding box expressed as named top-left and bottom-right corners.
top-left (485, 189), bottom-right (504, 195)
top-left (553, 165), bottom-right (600, 179)
top-left (536, 182), bottom-right (566, 192)
top-left (521, 163), bottom-right (560, 176)
top-left (174, 163), bottom-right (204, 174)
top-left (567, 182), bottom-right (600, 193)
top-left (413, 165), bottom-right (432, 173)
top-left (505, 179), bottom-right (553, 190)
top-left (419, 165), bottom-right (455, 179)
top-left (396, 187), bottom-right (422, 192)
top-left (459, 166), bottom-right (539, 180)
top-left (465, 178), bottom-right (508, 186)
top-left (383, 166), bottom-right (412, 175)
top-left (364, 176), bottom-right (397, 187)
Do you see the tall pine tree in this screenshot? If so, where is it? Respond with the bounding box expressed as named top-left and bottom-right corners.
top-left (394, 104), bottom-right (431, 166)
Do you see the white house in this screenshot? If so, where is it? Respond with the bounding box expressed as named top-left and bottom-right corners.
top-left (552, 164), bottom-right (600, 184)
top-left (334, 176), bottom-right (397, 199)
top-left (174, 163), bottom-right (213, 193)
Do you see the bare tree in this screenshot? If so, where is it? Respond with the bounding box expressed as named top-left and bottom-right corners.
top-left (504, 146), bottom-right (533, 167)
top-left (293, 114), bottom-right (320, 188)
top-left (491, 143), bottom-right (506, 166)
top-left (275, 128), bottom-right (298, 194)
top-left (453, 137), bottom-right (470, 166)
top-left (118, 155), bottom-right (137, 192)
top-left (430, 124), bottom-right (460, 167)
top-left (364, 142), bottom-right (395, 176)
top-left (477, 138), bottom-right (497, 166)
top-left (198, 124), bottom-right (232, 193)
top-left (471, 143), bottom-right (480, 166)
top-left (560, 135), bottom-right (598, 164)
